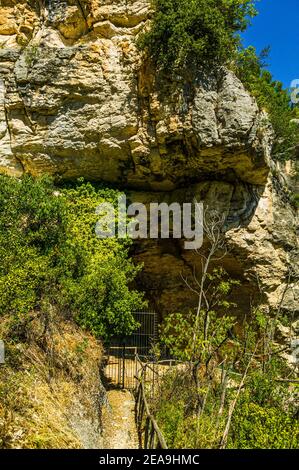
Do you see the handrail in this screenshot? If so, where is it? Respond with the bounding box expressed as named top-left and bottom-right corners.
top-left (134, 355), bottom-right (168, 449)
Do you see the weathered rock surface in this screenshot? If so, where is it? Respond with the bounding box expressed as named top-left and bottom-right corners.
top-left (131, 177), bottom-right (298, 316)
top-left (0, 0), bottom-right (298, 316)
top-left (0, 0), bottom-right (271, 186)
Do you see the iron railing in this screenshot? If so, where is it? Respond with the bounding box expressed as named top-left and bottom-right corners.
top-left (135, 355), bottom-right (168, 449)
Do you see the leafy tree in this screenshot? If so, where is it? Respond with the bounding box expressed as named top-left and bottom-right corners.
top-left (155, 304), bottom-right (298, 449)
top-left (235, 46), bottom-right (299, 160)
top-left (139, 2), bottom-right (298, 161)
top-left (58, 181), bottom-right (145, 338)
top-left (160, 269), bottom-right (238, 363)
top-left (153, 209), bottom-right (298, 449)
top-left (138, 0), bottom-right (256, 72)
top-left (0, 175), bottom-right (145, 340)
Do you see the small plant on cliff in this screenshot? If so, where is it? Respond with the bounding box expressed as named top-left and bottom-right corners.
top-left (24, 44), bottom-right (39, 68)
top-left (138, 0), bottom-right (256, 72)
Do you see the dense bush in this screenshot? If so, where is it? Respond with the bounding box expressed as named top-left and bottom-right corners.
top-left (0, 175), bottom-right (144, 340)
top-left (138, 0), bottom-right (256, 71)
top-left (154, 367), bottom-right (299, 449)
top-left (228, 368), bottom-right (299, 449)
top-left (229, 400), bottom-right (298, 449)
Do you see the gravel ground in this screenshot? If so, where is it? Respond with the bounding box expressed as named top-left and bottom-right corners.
top-left (101, 389), bottom-right (139, 449)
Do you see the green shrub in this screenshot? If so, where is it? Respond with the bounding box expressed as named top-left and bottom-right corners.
top-left (154, 301), bottom-right (298, 449)
top-left (0, 175), bottom-right (145, 340)
top-left (153, 366), bottom-right (299, 449)
top-left (58, 180), bottom-right (145, 338)
top-left (229, 400), bottom-right (298, 449)
top-left (235, 46), bottom-right (299, 160)
top-left (160, 268), bottom-right (238, 362)
top-left (157, 403), bottom-right (225, 449)
top-left (156, 401), bottom-right (185, 447)
top-left (292, 193), bottom-right (299, 208)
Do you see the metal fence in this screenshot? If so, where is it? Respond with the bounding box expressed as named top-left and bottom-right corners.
top-left (105, 346), bottom-right (138, 390)
top-left (109, 312), bottom-right (158, 356)
top-left (103, 311), bottom-right (174, 449)
top-left (105, 311), bottom-right (158, 390)
top-left (135, 356), bottom-right (168, 450)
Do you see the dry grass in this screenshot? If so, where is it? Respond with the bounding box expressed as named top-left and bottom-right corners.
top-left (0, 310), bottom-right (104, 449)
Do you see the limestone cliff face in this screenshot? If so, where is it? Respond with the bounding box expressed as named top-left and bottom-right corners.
top-left (0, 0), bottom-right (271, 185)
top-left (0, 1), bottom-right (298, 315)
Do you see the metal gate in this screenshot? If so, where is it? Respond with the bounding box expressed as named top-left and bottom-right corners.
top-left (105, 312), bottom-right (158, 390)
top-left (105, 346), bottom-right (138, 389)
top-left (127, 311), bottom-right (158, 358)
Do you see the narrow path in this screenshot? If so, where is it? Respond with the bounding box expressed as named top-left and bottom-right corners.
top-left (102, 389), bottom-right (139, 449)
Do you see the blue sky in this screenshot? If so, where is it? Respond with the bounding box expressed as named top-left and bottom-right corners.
top-left (242, 0), bottom-right (299, 89)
